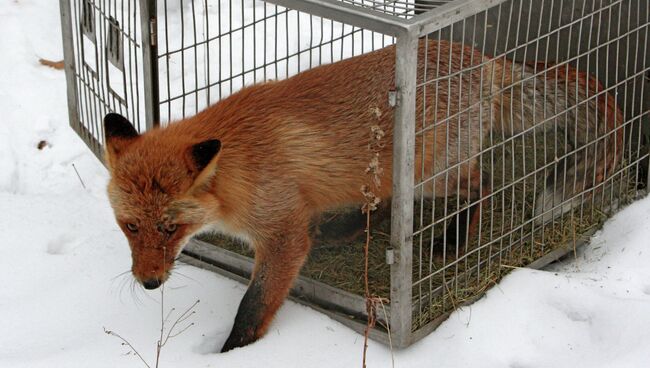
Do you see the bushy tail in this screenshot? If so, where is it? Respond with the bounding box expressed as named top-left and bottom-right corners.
top-left (488, 59), bottom-right (623, 224)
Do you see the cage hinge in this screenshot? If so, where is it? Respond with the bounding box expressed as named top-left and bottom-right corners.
top-left (388, 89), bottom-right (399, 107)
top-left (386, 248), bottom-right (395, 265)
top-left (149, 17), bottom-right (157, 47)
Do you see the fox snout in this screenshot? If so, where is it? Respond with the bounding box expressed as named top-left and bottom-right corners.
top-left (131, 248), bottom-right (175, 290)
top-left (141, 278), bottom-right (163, 290)
top-left (132, 263), bottom-right (171, 290)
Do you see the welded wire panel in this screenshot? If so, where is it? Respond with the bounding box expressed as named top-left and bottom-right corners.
top-left (411, 0), bottom-right (649, 331)
top-left (156, 0), bottom-right (395, 123)
top-left (66, 0), bottom-right (146, 158)
top-left (337, 0), bottom-right (454, 19)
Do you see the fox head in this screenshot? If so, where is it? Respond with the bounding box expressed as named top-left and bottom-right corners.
top-left (103, 113), bottom-right (222, 289)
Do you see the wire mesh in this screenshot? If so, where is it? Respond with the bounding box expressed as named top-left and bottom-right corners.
top-left (67, 0), bottom-right (146, 158)
top-left (411, 0), bottom-right (649, 331)
top-left (156, 0), bottom-right (397, 123)
top-left (337, 0), bottom-right (454, 19)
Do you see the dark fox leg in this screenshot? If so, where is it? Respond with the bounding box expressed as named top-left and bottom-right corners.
top-left (464, 186), bottom-right (490, 249)
top-left (436, 206), bottom-right (475, 253)
top-left (435, 170), bottom-right (490, 258)
top-left (435, 192), bottom-right (488, 256)
top-left (221, 228), bottom-right (311, 352)
top-left (311, 209), bottom-right (366, 245)
top-left (312, 201), bottom-right (391, 246)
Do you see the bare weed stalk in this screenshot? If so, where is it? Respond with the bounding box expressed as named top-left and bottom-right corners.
top-left (361, 109), bottom-right (393, 368)
top-left (105, 284), bottom-right (199, 367)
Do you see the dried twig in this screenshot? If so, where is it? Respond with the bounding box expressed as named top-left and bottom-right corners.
top-left (104, 327), bottom-right (152, 368)
top-left (72, 163), bottom-right (86, 190)
top-left (362, 207), bottom-right (374, 368)
top-left (571, 213), bottom-right (578, 261)
top-left (161, 299), bottom-right (199, 347)
top-left (155, 287), bottom-right (165, 368)
top-left (376, 297), bottom-right (395, 368)
top-left (38, 58), bottom-right (64, 70)
top-left (361, 110), bottom-right (393, 368)
top-left (105, 279), bottom-right (199, 368)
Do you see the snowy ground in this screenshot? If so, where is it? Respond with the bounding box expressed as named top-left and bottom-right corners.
top-left (1, 1), bottom-right (650, 367)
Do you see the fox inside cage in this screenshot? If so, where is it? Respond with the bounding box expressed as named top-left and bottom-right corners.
top-left (60, 0), bottom-right (649, 349)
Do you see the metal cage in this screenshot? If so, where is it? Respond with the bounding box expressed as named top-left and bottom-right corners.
top-left (59, 0), bottom-right (649, 347)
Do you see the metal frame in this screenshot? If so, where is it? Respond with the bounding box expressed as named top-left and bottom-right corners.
top-left (60, 0), bottom-right (106, 164)
top-left (265, 0), bottom-right (506, 37)
top-left (139, 0), bottom-right (161, 129)
top-left (60, 0), bottom-right (82, 143)
top-left (60, 0), bottom-right (152, 160)
top-left (388, 34), bottom-right (418, 347)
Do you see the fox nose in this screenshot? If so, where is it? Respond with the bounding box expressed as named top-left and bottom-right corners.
top-left (142, 278), bottom-right (162, 290)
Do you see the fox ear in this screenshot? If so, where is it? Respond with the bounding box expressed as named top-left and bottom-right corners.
top-left (191, 139), bottom-right (221, 172)
top-left (187, 139), bottom-right (222, 193)
top-left (103, 113), bottom-right (139, 164)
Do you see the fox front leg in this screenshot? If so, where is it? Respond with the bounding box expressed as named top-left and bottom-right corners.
top-left (221, 229), bottom-right (311, 352)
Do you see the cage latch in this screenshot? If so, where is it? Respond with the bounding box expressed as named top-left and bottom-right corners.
top-left (386, 248), bottom-right (395, 265)
top-left (107, 17), bottom-right (124, 71)
top-left (149, 17), bottom-right (157, 47)
top-left (81, 0), bottom-right (95, 39)
top-left (388, 89), bottom-right (399, 107)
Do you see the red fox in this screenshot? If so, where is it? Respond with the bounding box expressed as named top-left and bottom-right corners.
top-left (103, 39), bottom-right (622, 351)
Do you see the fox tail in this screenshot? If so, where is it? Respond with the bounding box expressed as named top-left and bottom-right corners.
top-left (489, 59), bottom-right (623, 224)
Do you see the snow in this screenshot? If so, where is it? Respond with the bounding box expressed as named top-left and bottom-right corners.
top-left (1, 0), bottom-right (650, 367)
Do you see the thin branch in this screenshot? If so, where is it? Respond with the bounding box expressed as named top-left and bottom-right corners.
top-left (104, 327), bottom-right (151, 368)
top-left (105, 258), bottom-right (199, 368)
top-left (377, 297), bottom-right (395, 368)
top-left (163, 307), bottom-right (176, 326)
top-left (362, 118), bottom-right (386, 368)
top-left (362, 210), bottom-right (372, 368)
top-left (155, 285), bottom-right (165, 368)
top-left (162, 300), bottom-right (200, 347)
top-left (167, 322), bottom-right (195, 340)
top-left (71, 163), bottom-right (86, 190)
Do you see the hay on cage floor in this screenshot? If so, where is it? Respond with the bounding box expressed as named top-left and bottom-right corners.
top-left (197, 129), bottom-right (640, 329)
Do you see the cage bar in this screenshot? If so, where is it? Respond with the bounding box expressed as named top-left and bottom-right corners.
top-left (139, 0), bottom-right (160, 129)
top-left (389, 33), bottom-right (418, 348)
top-left (59, 0), bottom-right (82, 144)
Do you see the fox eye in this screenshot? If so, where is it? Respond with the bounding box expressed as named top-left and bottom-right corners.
top-left (126, 223), bottom-right (138, 233)
top-left (165, 223), bottom-right (177, 234)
